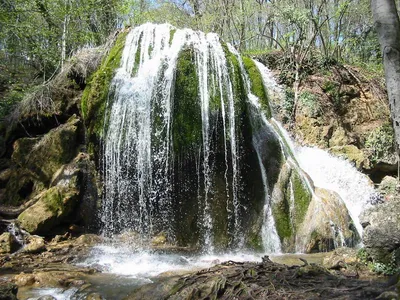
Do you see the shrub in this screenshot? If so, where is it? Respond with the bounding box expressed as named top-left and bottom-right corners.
top-left (365, 123), bottom-right (395, 164)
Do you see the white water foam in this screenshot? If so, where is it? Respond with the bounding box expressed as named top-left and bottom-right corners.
top-left (80, 245), bottom-right (261, 278)
top-left (296, 146), bottom-right (377, 236)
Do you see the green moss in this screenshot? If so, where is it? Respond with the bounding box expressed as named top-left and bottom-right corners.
top-left (246, 230), bottom-right (263, 252)
top-left (169, 29), bottom-right (176, 45)
top-left (242, 56), bottom-right (272, 118)
top-left (172, 48), bottom-right (202, 153)
top-left (81, 30), bottom-right (128, 158)
top-left (81, 30), bottom-right (128, 131)
top-left (292, 170), bottom-right (312, 229)
top-left (272, 182), bottom-right (293, 242)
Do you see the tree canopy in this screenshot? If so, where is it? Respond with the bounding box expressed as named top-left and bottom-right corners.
top-left (0, 0), bottom-right (385, 118)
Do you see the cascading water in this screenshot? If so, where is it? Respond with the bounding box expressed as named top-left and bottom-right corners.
top-left (101, 23), bottom-right (253, 251)
top-left (296, 147), bottom-right (378, 236)
top-left (96, 22), bottom-right (377, 260)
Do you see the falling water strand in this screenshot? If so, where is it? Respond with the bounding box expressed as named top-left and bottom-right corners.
top-left (102, 24), bottom-right (243, 251)
top-left (102, 23), bottom-right (185, 237)
top-left (228, 46), bottom-right (282, 251)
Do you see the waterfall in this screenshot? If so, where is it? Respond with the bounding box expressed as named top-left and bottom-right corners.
top-left (101, 23), bottom-right (244, 251)
top-left (97, 23), bottom-right (375, 255)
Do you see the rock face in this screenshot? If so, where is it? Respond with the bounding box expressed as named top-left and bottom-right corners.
top-left (271, 161), bottom-right (359, 253)
top-left (12, 115), bottom-right (80, 185)
top-left (0, 232), bottom-right (19, 254)
top-left (271, 161), bottom-right (313, 252)
top-left (17, 153), bottom-right (98, 235)
top-left (298, 188), bottom-right (359, 253)
top-left (360, 198), bottom-right (400, 264)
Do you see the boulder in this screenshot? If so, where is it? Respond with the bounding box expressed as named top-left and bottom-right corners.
top-left (271, 161), bottom-right (313, 252)
top-left (86, 293), bottom-right (104, 300)
top-left (23, 235), bottom-right (46, 254)
top-left (151, 232), bottom-right (167, 246)
top-left (17, 184), bottom-right (79, 235)
top-left (360, 198), bottom-right (400, 264)
top-left (297, 188), bottom-right (359, 253)
top-left (75, 234), bottom-right (103, 246)
top-left (0, 232), bottom-right (19, 254)
top-left (17, 152), bottom-right (99, 235)
top-left (2, 169), bottom-right (36, 206)
top-left (13, 273), bottom-right (36, 287)
top-left (11, 115), bottom-right (80, 184)
top-left (378, 176), bottom-right (398, 200)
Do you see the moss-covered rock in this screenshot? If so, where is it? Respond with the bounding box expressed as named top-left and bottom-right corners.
top-left (17, 183), bottom-right (79, 235)
top-left (329, 145), bottom-right (369, 169)
top-left (297, 188), bottom-right (359, 253)
top-left (16, 151), bottom-right (99, 235)
top-left (172, 48), bottom-right (201, 154)
top-left (11, 115), bottom-right (80, 184)
top-left (81, 30), bottom-right (128, 158)
top-left (242, 56), bottom-right (272, 117)
top-left (271, 162), bottom-right (313, 252)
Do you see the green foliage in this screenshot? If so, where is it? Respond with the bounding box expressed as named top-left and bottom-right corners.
top-left (365, 123), bottom-right (395, 164)
top-left (282, 88), bottom-right (295, 122)
top-left (299, 91), bottom-right (321, 118)
top-left (357, 248), bottom-right (369, 264)
top-left (357, 248), bottom-right (400, 276)
top-left (0, 86), bottom-right (25, 120)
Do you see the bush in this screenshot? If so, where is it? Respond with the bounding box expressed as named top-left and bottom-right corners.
top-left (365, 123), bottom-right (395, 164)
top-left (282, 88), bottom-right (295, 122)
top-left (299, 91), bottom-right (321, 118)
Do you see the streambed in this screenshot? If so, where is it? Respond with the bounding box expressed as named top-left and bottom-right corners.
top-left (0, 238), bottom-right (393, 299)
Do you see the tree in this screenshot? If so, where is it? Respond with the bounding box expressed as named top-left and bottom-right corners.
top-left (371, 0), bottom-right (400, 150)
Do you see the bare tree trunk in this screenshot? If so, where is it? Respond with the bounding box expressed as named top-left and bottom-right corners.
top-left (371, 0), bottom-right (400, 149)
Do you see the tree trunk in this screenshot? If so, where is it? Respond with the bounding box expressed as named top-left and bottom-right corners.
top-left (371, 0), bottom-right (400, 149)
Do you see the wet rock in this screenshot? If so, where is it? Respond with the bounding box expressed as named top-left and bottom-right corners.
top-left (23, 235), bottom-right (46, 254)
top-left (75, 234), bottom-right (102, 246)
top-left (0, 283), bottom-right (18, 300)
top-left (297, 188), bottom-right (359, 253)
top-left (360, 198), bottom-right (400, 264)
top-left (271, 161), bottom-right (313, 252)
top-left (13, 272), bottom-right (36, 287)
top-left (0, 232), bottom-right (19, 254)
top-left (151, 232), bottom-right (167, 246)
top-left (38, 296), bottom-right (56, 300)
